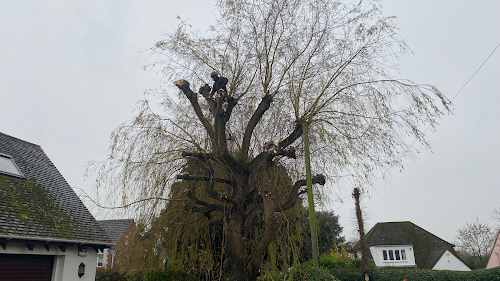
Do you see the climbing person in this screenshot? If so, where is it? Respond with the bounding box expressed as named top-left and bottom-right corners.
top-left (210, 71), bottom-right (229, 117)
top-left (210, 71), bottom-right (228, 99)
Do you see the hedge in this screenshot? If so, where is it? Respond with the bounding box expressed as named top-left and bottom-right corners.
top-left (370, 267), bottom-right (500, 281)
top-left (258, 263), bottom-right (339, 281)
top-left (96, 265), bottom-right (500, 281)
top-left (325, 267), bottom-right (500, 281)
top-left (95, 269), bottom-right (195, 281)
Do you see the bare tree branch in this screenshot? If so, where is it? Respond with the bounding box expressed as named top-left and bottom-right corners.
top-left (277, 174), bottom-right (326, 212)
top-left (241, 93), bottom-right (273, 161)
top-left (174, 80), bottom-right (215, 142)
top-left (176, 174), bottom-right (235, 186)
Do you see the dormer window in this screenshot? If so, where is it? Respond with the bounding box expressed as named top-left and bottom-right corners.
top-left (383, 249), bottom-right (407, 261)
top-left (0, 153), bottom-right (24, 178)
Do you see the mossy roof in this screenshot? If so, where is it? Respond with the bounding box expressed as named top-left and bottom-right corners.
top-left (0, 132), bottom-right (109, 244)
top-left (355, 221), bottom-right (466, 269)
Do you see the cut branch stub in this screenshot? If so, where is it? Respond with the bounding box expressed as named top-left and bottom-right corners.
top-left (277, 174), bottom-right (326, 212)
top-left (199, 84), bottom-right (211, 98)
top-left (277, 145), bottom-right (297, 159)
top-left (174, 80), bottom-right (193, 98)
top-left (278, 119), bottom-right (304, 149)
top-left (174, 80), bottom-right (214, 142)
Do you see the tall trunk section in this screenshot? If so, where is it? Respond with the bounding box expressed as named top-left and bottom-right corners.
top-left (353, 188), bottom-right (370, 279)
top-left (302, 122), bottom-right (319, 267)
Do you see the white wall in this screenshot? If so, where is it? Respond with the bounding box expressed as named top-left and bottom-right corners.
top-left (1, 242), bottom-right (98, 281)
top-left (432, 250), bottom-right (471, 271)
top-left (369, 244), bottom-right (416, 268)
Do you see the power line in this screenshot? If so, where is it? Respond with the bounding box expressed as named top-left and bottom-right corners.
top-left (365, 42), bottom-right (500, 191)
top-left (452, 42), bottom-right (500, 101)
top-left (330, 43), bottom-right (500, 212)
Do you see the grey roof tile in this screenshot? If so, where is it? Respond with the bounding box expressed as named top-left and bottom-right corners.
top-left (98, 219), bottom-right (134, 245)
top-left (0, 132), bottom-right (110, 245)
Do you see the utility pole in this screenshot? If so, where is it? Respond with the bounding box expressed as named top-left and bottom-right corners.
top-left (302, 122), bottom-right (319, 267)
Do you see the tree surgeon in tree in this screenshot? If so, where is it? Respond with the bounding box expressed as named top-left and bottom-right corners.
top-left (210, 71), bottom-right (228, 97)
top-left (210, 71), bottom-right (229, 117)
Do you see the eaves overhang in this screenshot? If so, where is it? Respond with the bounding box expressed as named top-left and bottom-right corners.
top-left (0, 234), bottom-right (111, 253)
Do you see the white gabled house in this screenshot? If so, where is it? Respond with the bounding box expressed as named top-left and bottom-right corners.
top-left (0, 132), bottom-right (111, 280)
top-left (354, 221), bottom-right (471, 271)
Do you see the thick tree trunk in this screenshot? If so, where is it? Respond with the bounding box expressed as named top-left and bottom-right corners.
top-left (225, 217), bottom-right (248, 280)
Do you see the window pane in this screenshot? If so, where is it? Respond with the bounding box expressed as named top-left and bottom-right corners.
top-left (395, 250), bottom-right (400, 260)
top-left (383, 250), bottom-right (387, 260)
top-left (0, 156), bottom-right (23, 177)
top-left (401, 250), bottom-right (406, 260)
top-left (388, 250), bottom-right (394, 260)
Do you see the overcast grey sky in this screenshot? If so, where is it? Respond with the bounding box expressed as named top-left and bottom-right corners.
top-left (1, 0), bottom-right (499, 243)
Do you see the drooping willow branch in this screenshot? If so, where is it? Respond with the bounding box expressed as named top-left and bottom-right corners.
top-left (72, 187), bottom-right (185, 210)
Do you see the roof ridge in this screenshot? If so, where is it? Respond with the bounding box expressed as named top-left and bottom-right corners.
top-left (0, 132), bottom-right (40, 147)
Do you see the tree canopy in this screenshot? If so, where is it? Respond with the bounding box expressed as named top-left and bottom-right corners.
top-left (92, 0), bottom-right (451, 280)
top-left (455, 219), bottom-right (495, 269)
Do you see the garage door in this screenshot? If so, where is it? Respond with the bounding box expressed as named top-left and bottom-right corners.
top-left (0, 254), bottom-right (54, 281)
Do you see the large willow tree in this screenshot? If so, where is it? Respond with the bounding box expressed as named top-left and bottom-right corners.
top-left (93, 0), bottom-right (451, 280)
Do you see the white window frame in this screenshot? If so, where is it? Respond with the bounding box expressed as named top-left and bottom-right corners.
top-left (382, 249), bottom-right (407, 262)
top-left (0, 153), bottom-right (24, 178)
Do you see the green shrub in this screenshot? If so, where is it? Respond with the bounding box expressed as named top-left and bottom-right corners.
top-left (257, 270), bottom-right (289, 281)
top-left (145, 270), bottom-right (196, 281)
top-left (326, 266), bottom-right (500, 281)
top-left (95, 268), bottom-right (129, 281)
top-left (372, 267), bottom-right (500, 281)
top-left (319, 254), bottom-right (363, 269)
top-left (293, 264), bottom-right (339, 281)
top-left (258, 263), bottom-right (339, 281)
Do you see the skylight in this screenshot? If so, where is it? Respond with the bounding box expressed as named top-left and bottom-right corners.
top-left (0, 154), bottom-right (24, 178)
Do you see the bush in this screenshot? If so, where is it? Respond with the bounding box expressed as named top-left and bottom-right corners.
top-left (95, 268), bottom-right (129, 281)
top-left (145, 270), bottom-right (196, 281)
top-left (96, 269), bottom-right (195, 281)
top-left (292, 264), bottom-right (339, 281)
top-left (319, 253), bottom-right (376, 281)
top-left (258, 263), bottom-right (339, 281)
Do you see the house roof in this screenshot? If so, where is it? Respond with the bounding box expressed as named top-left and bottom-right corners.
top-left (0, 132), bottom-right (110, 245)
top-left (355, 221), bottom-right (465, 269)
top-left (98, 219), bottom-right (134, 245)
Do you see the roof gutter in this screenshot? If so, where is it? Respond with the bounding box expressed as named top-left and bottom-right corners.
top-left (0, 234), bottom-right (111, 247)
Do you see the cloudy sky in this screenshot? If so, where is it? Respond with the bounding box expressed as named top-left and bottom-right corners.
top-left (1, 0), bottom-right (499, 243)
